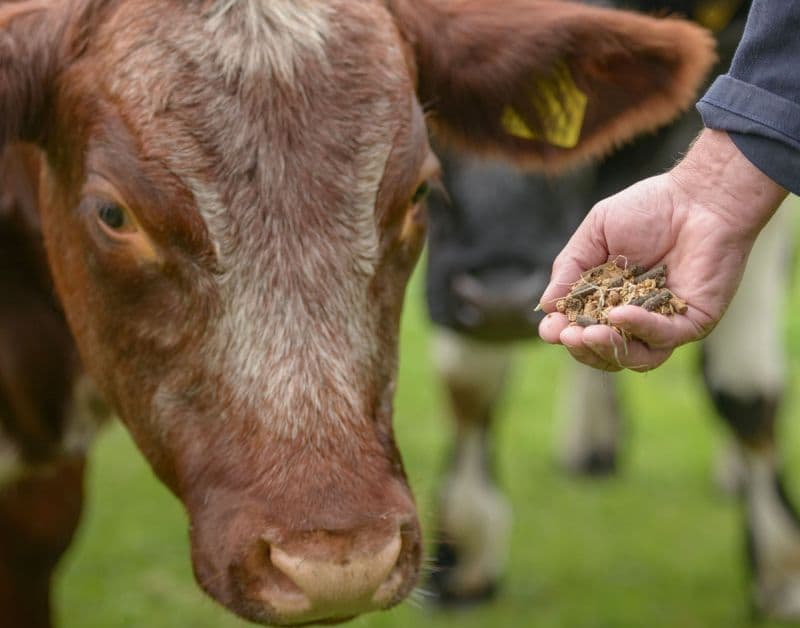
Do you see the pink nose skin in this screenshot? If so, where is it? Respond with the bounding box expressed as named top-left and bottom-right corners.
top-left (237, 525), bottom-right (416, 626)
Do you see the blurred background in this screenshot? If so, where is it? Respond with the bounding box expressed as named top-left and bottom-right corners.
top-left (56, 198), bottom-right (800, 628)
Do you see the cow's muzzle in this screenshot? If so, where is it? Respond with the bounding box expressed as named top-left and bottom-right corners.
top-left (223, 516), bottom-right (420, 625)
top-left (189, 494), bottom-right (421, 627)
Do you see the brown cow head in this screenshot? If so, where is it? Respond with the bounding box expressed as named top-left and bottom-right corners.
top-left (0, 0), bottom-right (714, 624)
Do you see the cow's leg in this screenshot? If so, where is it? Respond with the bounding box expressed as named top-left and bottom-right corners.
top-left (427, 327), bottom-right (512, 606)
top-left (556, 361), bottom-right (622, 476)
top-left (0, 372), bottom-right (105, 628)
top-left (0, 455), bottom-right (86, 628)
top-left (0, 147), bottom-right (107, 628)
top-left (702, 200), bottom-right (800, 619)
top-left (712, 436), bottom-right (748, 497)
top-left (0, 374), bottom-right (103, 628)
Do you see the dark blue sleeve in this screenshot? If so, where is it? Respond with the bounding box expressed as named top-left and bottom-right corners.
top-left (696, 0), bottom-right (800, 195)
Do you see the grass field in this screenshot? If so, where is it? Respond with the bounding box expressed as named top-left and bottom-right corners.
top-left (56, 200), bottom-right (800, 628)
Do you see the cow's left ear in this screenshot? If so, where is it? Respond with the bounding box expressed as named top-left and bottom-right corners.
top-left (390, 0), bottom-right (716, 172)
top-left (0, 1), bottom-right (64, 147)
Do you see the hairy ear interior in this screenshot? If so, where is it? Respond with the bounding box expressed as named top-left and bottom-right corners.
top-left (391, 0), bottom-right (716, 172)
top-left (0, 1), bottom-right (62, 146)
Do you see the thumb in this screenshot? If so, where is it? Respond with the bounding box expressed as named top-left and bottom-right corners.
top-left (539, 215), bottom-right (610, 312)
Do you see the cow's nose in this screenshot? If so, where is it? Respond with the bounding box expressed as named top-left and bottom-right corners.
top-left (267, 532), bottom-right (402, 617)
top-left (237, 521), bottom-right (419, 625)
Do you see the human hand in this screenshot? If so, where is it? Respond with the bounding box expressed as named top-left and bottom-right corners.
top-left (538, 130), bottom-right (788, 371)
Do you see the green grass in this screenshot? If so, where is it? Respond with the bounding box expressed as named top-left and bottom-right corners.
top-left (56, 201), bottom-right (800, 628)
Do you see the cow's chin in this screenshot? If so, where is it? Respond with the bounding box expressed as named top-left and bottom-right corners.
top-left (184, 482), bottom-right (422, 626)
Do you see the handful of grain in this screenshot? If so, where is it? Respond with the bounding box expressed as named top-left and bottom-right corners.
top-left (554, 261), bottom-right (688, 329)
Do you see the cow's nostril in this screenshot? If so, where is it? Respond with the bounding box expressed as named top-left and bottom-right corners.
top-left (234, 538), bottom-right (311, 617)
top-left (375, 520), bottom-right (422, 605)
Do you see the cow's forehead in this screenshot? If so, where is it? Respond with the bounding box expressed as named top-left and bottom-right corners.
top-left (73, 0), bottom-right (420, 432)
top-left (89, 0), bottom-right (415, 249)
top-left (203, 0), bottom-right (334, 85)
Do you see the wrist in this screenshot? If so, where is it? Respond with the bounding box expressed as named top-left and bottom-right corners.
top-left (670, 129), bottom-right (788, 238)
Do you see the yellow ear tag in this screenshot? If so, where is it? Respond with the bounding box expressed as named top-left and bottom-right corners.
top-left (693, 0), bottom-right (744, 33)
top-left (501, 61), bottom-right (587, 149)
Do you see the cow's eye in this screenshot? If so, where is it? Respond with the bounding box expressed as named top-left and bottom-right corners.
top-left (89, 198), bottom-right (160, 261)
top-left (97, 202), bottom-right (129, 231)
top-left (411, 181), bottom-right (431, 205)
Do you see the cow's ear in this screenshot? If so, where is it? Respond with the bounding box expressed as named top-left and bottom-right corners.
top-left (0, 2), bottom-right (62, 146)
top-left (390, 0), bottom-right (716, 172)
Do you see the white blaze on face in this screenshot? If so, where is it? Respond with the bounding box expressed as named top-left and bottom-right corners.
top-left (145, 1), bottom-right (404, 441)
top-left (204, 0), bottom-right (332, 84)
top-left (103, 1), bottom-right (331, 121)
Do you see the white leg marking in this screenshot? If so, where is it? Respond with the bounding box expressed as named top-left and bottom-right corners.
top-left (431, 327), bottom-right (512, 407)
top-left (556, 360), bottom-right (620, 472)
top-left (432, 327), bottom-right (512, 592)
top-left (746, 449), bottom-right (800, 619)
top-left (713, 436), bottom-right (746, 497)
top-left (705, 199), bottom-right (793, 511)
top-left (439, 424), bottom-right (512, 593)
top-left (703, 200), bottom-right (793, 397)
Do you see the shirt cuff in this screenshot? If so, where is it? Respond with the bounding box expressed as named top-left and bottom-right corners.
top-left (698, 75), bottom-right (800, 150)
top-left (728, 132), bottom-right (800, 196)
top-left (697, 75), bottom-right (800, 195)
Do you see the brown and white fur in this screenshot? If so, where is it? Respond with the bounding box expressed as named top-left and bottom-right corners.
top-left (0, 0), bottom-right (715, 625)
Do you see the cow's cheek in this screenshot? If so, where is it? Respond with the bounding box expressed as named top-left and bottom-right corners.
top-left (37, 179), bottom-right (103, 366)
top-left (35, 173), bottom-right (189, 489)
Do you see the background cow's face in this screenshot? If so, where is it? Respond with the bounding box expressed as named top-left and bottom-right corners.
top-left (1, 0), bottom-right (714, 624)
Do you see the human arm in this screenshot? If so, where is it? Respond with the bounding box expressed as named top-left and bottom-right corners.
top-left (699, 0), bottom-right (800, 196)
top-left (537, 129), bottom-right (788, 371)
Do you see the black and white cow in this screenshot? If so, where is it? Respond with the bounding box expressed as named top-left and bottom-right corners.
top-left (424, 0), bottom-right (800, 618)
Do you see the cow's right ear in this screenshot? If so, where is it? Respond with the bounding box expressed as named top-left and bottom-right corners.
top-left (390, 0), bottom-right (716, 173)
top-left (0, 1), bottom-right (62, 146)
